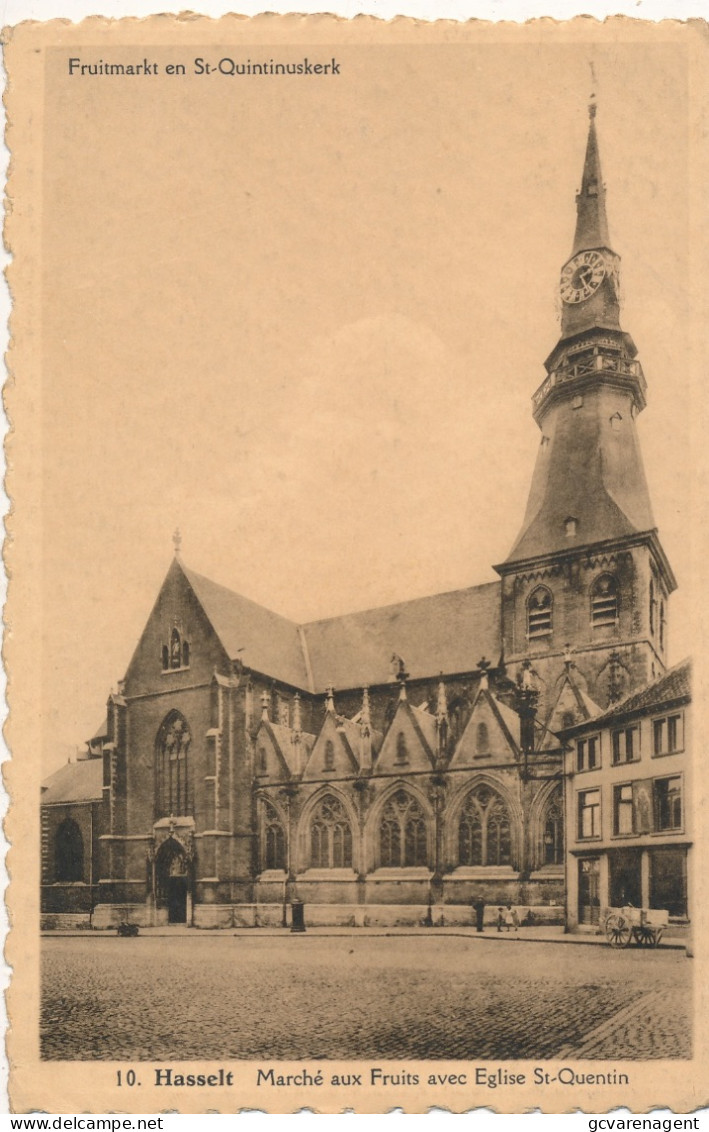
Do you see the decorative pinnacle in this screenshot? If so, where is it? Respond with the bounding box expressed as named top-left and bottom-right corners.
top-left (436, 676), bottom-right (448, 723)
top-left (477, 656), bottom-right (491, 691)
top-left (361, 686), bottom-right (371, 729)
top-left (325, 685), bottom-right (336, 713)
top-left (260, 691), bottom-right (270, 722)
top-left (293, 692), bottom-right (302, 734)
top-left (172, 528), bottom-right (182, 556)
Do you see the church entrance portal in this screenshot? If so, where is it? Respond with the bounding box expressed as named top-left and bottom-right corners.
top-left (166, 875), bottom-right (187, 923)
top-left (155, 838), bottom-right (191, 925)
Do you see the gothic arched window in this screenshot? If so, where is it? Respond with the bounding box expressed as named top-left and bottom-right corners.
top-left (458, 785), bottom-right (512, 867)
top-left (170, 628), bottom-right (182, 669)
top-left (324, 739), bottom-right (335, 770)
top-left (309, 794), bottom-right (352, 869)
top-left (527, 586), bottom-right (552, 639)
top-left (164, 627), bottom-right (190, 670)
top-left (591, 574), bottom-right (619, 629)
top-left (395, 732), bottom-right (409, 764)
top-left (379, 789), bottom-right (428, 868)
top-left (155, 711), bottom-right (192, 818)
top-left (476, 722), bottom-right (489, 755)
top-left (262, 801), bottom-right (286, 871)
top-left (55, 818), bottom-right (84, 882)
top-left (542, 788), bottom-right (564, 866)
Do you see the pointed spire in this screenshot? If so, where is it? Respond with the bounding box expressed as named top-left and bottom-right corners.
top-left (325, 685), bottom-right (336, 714)
top-left (572, 96), bottom-right (611, 255)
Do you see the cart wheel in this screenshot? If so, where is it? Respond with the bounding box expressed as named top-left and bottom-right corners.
top-left (652, 927), bottom-right (664, 948)
top-left (636, 925), bottom-right (655, 947)
top-left (606, 913), bottom-right (633, 948)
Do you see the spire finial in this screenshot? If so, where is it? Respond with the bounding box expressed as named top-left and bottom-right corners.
top-left (588, 61), bottom-right (597, 118)
top-left (325, 685), bottom-right (336, 714)
top-left (173, 527), bottom-right (182, 556)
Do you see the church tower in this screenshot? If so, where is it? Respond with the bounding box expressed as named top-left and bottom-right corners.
top-left (496, 101), bottom-right (676, 711)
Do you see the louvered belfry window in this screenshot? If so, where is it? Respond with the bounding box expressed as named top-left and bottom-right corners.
top-left (591, 574), bottom-right (619, 628)
top-left (527, 586), bottom-right (553, 639)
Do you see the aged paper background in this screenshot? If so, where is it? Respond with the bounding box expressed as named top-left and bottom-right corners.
top-left (4, 14), bottom-right (708, 1114)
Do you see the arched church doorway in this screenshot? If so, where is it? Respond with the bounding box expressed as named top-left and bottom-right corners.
top-left (155, 838), bottom-right (191, 925)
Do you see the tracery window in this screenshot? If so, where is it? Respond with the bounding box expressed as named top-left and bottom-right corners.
top-left (55, 818), bottom-right (84, 882)
top-left (458, 785), bottom-right (512, 867)
top-left (155, 711), bottom-right (192, 817)
top-left (527, 586), bottom-right (552, 639)
top-left (542, 789), bottom-right (564, 866)
top-left (262, 800), bottom-right (286, 871)
top-left (476, 722), bottom-right (489, 755)
top-left (309, 794), bottom-right (353, 869)
top-left (591, 574), bottom-right (618, 629)
top-left (324, 739), bottom-right (335, 770)
top-left (379, 789), bottom-right (428, 868)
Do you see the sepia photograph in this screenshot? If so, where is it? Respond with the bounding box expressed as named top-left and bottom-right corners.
top-left (4, 15), bottom-right (706, 1114)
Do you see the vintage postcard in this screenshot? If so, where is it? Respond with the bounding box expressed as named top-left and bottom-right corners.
top-left (4, 13), bottom-right (708, 1115)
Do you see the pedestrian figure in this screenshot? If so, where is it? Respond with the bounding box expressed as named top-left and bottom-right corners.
top-left (511, 907), bottom-right (520, 932)
top-left (497, 906), bottom-right (505, 932)
top-left (504, 904), bottom-right (515, 932)
top-left (472, 895), bottom-right (485, 933)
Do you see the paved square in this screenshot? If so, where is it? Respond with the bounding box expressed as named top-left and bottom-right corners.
top-left (41, 933), bottom-right (691, 1061)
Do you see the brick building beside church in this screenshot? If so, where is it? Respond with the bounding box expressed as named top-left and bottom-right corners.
top-left (41, 103), bottom-right (689, 931)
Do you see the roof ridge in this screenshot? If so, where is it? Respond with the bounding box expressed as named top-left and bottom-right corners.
top-left (301, 579), bottom-right (500, 630)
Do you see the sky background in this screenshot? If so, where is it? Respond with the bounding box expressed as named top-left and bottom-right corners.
top-left (40, 37), bottom-right (693, 773)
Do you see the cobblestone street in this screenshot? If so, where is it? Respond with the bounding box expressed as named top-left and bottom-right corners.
top-left (41, 933), bottom-right (691, 1062)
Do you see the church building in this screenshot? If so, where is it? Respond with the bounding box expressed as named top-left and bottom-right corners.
top-left (41, 102), bottom-right (685, 931)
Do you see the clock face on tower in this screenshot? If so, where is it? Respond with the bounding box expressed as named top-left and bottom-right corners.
top-left (560, 249), bottom-right (606, 304)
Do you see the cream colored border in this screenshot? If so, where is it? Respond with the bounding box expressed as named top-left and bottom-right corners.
top-left (4, 14), bottom-right (708, 1114)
